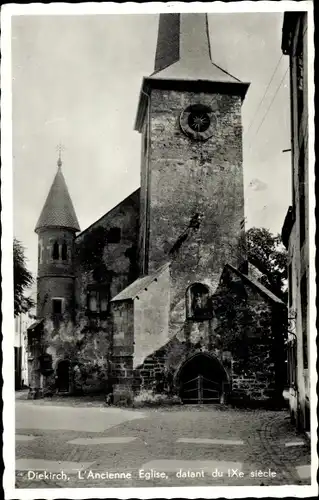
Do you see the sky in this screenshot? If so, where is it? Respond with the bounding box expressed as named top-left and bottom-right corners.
top-left (12, 11), bottom-right (292, 284)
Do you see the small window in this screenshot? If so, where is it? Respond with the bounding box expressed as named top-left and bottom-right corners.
top-left (88, 291), bottom-right (98, 312)
top-left (288, 341), bottom-right (297, 386)
top-left (87, 287), bottom-right (109, 315)
top-left (143, 129), bottom-right (148, 156)
top-left (186, 283), bottom-right (211, 320)
top-left (61, 242), bottom-right (68, 261)
top-left (113, 330), bottom-right (125, 346)
top-left (100, 290), bottom-right (109, 312)
top-left (52, 298), bottom-right (63, 315)
top-left (107, 227), bottom-right (121, 244)
top-left (52, 241), bottom-right (59, 260)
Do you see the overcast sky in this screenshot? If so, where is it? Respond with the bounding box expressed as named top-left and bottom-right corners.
top-left (12, 12), bottom-right (291, 283)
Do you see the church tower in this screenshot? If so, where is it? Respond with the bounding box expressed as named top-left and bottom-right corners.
top-left (35, 155), bottom-right (80, 325)
top-left (135, 13), bottom-right (250, 295)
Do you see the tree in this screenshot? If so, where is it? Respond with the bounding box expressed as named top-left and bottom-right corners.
top-left (13, 238), bottom-right (34, 316)
top-left (245, 227), bottom-right (288, 303)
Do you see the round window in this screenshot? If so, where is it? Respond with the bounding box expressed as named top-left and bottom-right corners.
top-left (180, 104), bottom-right (217, 141)
top-left (188, 112), bottom-right (211, 133)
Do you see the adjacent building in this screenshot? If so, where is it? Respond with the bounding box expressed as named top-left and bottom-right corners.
top-left (15, 313), bottom-right (32, 389)
top-left (27, 13), bottom-right (287, 405)
top-left (281, 11), bottom-right (310, 431)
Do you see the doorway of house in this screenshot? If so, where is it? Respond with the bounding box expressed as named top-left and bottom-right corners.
top-left (178, 353), bottom-right (228, 404)
top-left (56, 360), bottom-right (70, 393)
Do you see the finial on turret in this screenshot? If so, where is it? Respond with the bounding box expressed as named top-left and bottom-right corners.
top-left (56, 143), bottom-right (65, 169)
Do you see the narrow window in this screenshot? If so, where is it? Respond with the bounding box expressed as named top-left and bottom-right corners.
top-left (113, 330), bottom-right (125, 346)
top-left (143, 128), bottom-right (148, 156)
top-left (52, 298), bottom-right (63, 315)
top-left (88, 291), bottom-right (98, 312)
top-left (39, 242), bottom-right (43, 264)
top-left (300, 273), bottom-right (308, 369)
top-left (288, 263), bottom-right (293, 307)
top-left (186, 283), bottom-right (211, 320)
top-left (61, 242), bottom-right (68, 261)
top-left (288, 341), bottom-right (297, 386)
top-left (107, 227), bottom-right (121, 244)
top-left (52, 241), bottom-right (59, 260)
top-left (100, 289), bottom-right (109, 313)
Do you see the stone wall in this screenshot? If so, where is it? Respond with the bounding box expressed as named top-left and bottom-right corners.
top-left (139, 88), bottom-right (246, 342)
top-left (37, 277), bottom-right (76, 323)
top-left (111, 301), bottom-right (134, 403)
top-left (132, 271), bottom-right (285, 404)
top-left (75, 189), bottom-right (140, 325)
top-left (146, 89), bottom-right (244, 273)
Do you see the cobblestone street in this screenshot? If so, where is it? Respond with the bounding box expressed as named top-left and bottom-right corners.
top-left (15, 398), bottom-right (311, 489)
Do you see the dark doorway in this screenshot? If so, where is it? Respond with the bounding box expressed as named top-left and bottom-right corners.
top-left (178, 353), bottom-right (228, 404)
top-left (56, 360), bottom-right (70, 393)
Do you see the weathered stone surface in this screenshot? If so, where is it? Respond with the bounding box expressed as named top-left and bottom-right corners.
top-left (75, 189), bottom-right (140, 327)
top-left (139, 89), bottom-right (246, 346)
top-left (30, 22), bottom-right (286, 406)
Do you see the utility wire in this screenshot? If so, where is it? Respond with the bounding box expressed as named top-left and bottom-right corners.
top-left (249, 66), bottom-right (289, 143)
top-left (245, 54), bottom-right (284, 138)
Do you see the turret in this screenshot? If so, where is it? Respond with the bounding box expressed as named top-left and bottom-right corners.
top-left (35, 153), bottom-right (80, 324)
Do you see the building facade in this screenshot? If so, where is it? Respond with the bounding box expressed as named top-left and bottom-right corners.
top-left (28, 13), bottom-right (287, 405)
top-left (15, 313), bottom-right (32, 389)
top-left (281, 11), bottom-right (310, 431)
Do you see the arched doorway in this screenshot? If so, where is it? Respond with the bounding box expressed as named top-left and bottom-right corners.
top-left (56, 360), bottom-right (70, 393)
top-left (177, 353), bottom-right (228, 404)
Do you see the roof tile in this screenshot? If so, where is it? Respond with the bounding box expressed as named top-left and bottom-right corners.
top-left (35, 167), bottom-right (80, 232)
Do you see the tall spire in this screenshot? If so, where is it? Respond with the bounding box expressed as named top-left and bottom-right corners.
top-left (35, 160), bottom-right (80, 233)
top-left (151, 13), bottom-right (241, 83)
top-left (135, 13), bottom-right (249, 131)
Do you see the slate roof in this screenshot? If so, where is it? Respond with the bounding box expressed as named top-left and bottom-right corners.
top-left (35, 167), bottom-right (80, 233)
top-left (224, 264), bottom-right (285, 306)
top-left (151, 13), bottom-right (243, 84)
top-left (111, 263), bottom-right (170, 302)
top-left (135, 14), bottom-right (249, 131)
top-left (27, 319), bottom-right (44, 331)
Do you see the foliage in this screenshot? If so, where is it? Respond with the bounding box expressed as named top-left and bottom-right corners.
top-left (133, 389), bottom-right (181, 407)
top-left (213, 269), bottom-right (282, 377)
top-left (245, 227), bottom-right (288, 302)
top-left (13, 238), bottom-right (35, 316)
top-left (43, 320), bottom-right (110, 394)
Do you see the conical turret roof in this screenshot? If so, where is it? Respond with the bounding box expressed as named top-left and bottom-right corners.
top-left (35, 165), bottom-right (80, 233)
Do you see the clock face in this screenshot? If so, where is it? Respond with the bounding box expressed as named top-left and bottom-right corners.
top-left (180, 104), bottom-right (217, 141)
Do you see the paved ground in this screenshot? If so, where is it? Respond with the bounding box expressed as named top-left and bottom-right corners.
top-left (15, 398), bottom-right (311, 489)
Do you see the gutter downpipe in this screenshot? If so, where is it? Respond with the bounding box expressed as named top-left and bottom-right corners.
top-left (141, 88), bottom-right (151, 276)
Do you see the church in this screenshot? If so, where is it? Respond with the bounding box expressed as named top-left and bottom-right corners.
top-left (27, 13), bottom-right (287, 405)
